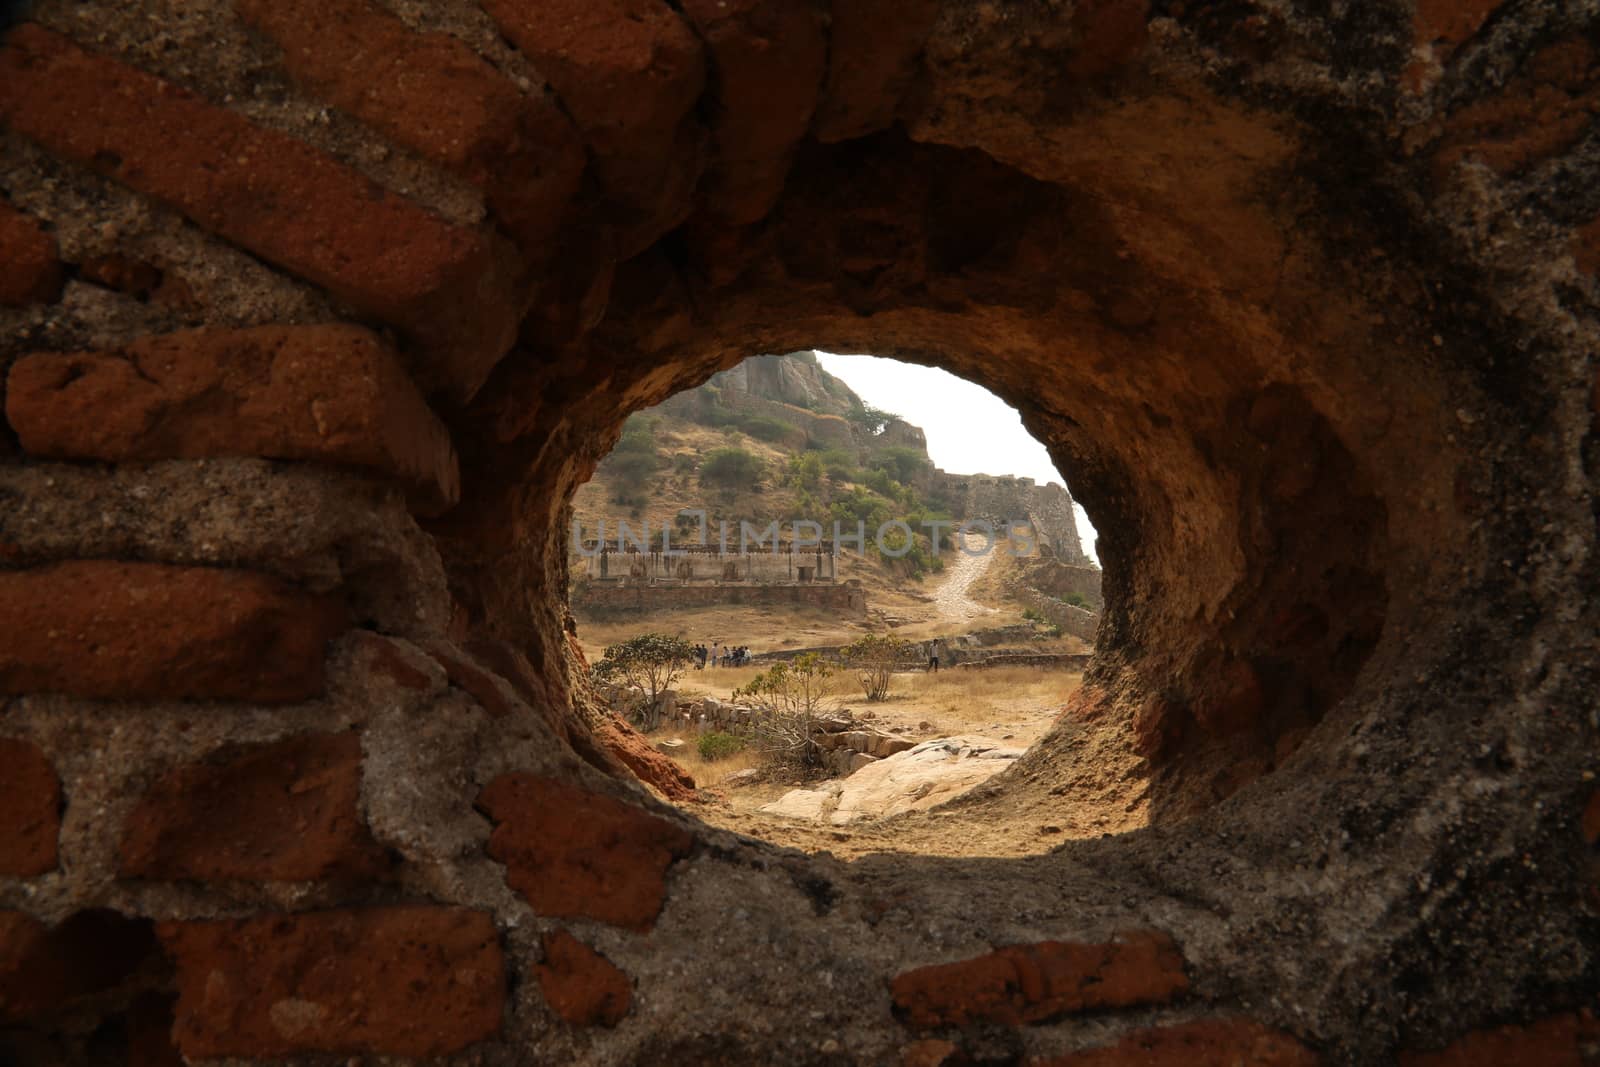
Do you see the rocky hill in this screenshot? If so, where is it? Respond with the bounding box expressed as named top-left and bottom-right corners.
top-left (606, 351), bottom-right (1093, 565)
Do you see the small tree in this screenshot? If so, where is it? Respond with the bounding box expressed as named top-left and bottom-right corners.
top-left (591, 633), bottom-right (693, 731)
top-left (735, 653), bottom-right (838, 772)
top-left (841, 632), bottom-right (908, 702)
top-left (846, 402), bottom-right (898, 435)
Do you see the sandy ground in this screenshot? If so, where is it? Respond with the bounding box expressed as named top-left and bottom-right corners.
top-left (639, 666), bottom-right (1149, 860)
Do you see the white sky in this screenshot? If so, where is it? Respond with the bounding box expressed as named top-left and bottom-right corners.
top-left (815, 352), bottom-right (1100, 564)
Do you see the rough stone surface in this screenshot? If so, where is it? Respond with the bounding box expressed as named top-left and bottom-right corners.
top-left (0, 459), bottom-right (452, 636)
top-left (160, 907), bottom-right (504, 1058)
top-left (812, 0), bottom-right (939, 142)
top-left (0, 196), bottom-right (61, 306)
top-left (478, 773), bottom-right (694, 931)
top-left (6, 324), bottom-right (460, 514)
top-left (891, 931), bottom-right (1189, 1028)
top-left (0, 561), bottom-right (347, 702)
top-left (535, 929), bottom-right (632, 1028)
top-left (592, 715), bottom-right (699, 801)
top-left (118, 730), bottom-right (389, 882)
top-left (0, 738), bottom-right (59, 875)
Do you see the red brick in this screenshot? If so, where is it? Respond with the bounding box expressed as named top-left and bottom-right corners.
top-left (480, 0), bottom-right (703, 230)
top-left (423, 640), bottom-right (522, 718)
top-left (1400, 1009), bottom-right (1600, 1066)
top-left (0, 738), bottom-right (58, 875)
top-left (680, 0), bottom-right (826, 224)
top-left (1575, 218), bottom-right (1600, 277)
top-left (890, 931), bottom-right (1189, 1029)
top-left (1, 909), bottom-right (158, 1022)
top-left (902, 1039), bottom-right (962, 1067)
top-left (0, 24), bottom-right (524, 399)
top-left (237, 0), bottom-right (583, 251)
top-left (77, 252), bottom-right (162, 297)
top-left (477, 773), bottom-right (694, 931)
top-left (1030, 1018), bottom-right (1320, 1065)
top-left (6, 325), bottom-right (460, 515)
top-left (0, 561), bottom-right (347, 703)
top-left (160, 907), bottom-right (503, 1058)
top-left (1404, 0), bottom-right (1508, 91)
top-left (813, 0), bottom-right (939, 143)
top-left (119, 731), bottom-right (389, 882)
top-left (349, 631), bottom-right (440, 693)
top-left (1413, 0), bottom-right (1504, 51)
top-left (536, 930), bottom-right (632, 1027)
top-left (0, 198), bottom-right (62, 306)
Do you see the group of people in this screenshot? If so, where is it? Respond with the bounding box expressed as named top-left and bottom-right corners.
top-left (694, 642), bottom-right (751, 669)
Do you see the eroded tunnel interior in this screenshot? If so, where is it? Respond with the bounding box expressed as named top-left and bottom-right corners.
top-left (0, 1), bottom-right (1596, 1064)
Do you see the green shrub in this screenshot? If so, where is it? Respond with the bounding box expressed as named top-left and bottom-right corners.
top-left (819, 448), bottom-right (859, 482)
top-left (697, 731), bottom-right (746, 761)
top-left (700, 447), bottom-right (765, 490)
top-left (1064, 592), bottom-right (1090, 609)
top-left (869, 446), bottom-right (929, 483)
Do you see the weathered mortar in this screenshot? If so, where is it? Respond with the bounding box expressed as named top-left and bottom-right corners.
top-left (0, 0), bottom-right (1597, 1064)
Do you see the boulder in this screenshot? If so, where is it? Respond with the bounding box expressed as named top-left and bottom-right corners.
top-left (873, 736), bottom-right (917, 758)
top-left (758, 781), bottom-right (841, 821)
top-left (840, 730), bottom-right (872, 753)
top-left (654, 738), bottom-right (685, 756)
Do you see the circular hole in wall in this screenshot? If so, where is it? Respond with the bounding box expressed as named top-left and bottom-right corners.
top-left (560, 343), bottom-right (1389, 860)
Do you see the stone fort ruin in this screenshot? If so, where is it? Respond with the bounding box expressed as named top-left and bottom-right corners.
top-left (573, 538), bottom-right (867, 616)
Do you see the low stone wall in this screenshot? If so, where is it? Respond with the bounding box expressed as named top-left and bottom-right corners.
top-left (574, 581), bottom-right (867, 618)
top-left (1018, 558), bottom-right (1105, 612)
top-left (953, 652), bottom-right (1093, 671)
top-left (578, 545), bottom-right (839, 583)
top-left (1018, 589), bottom-right (1100, 643)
